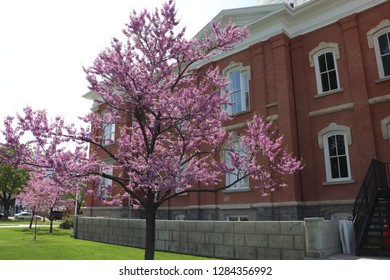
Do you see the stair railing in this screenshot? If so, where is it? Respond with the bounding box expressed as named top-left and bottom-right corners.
top-left (352, 160), bottom-right (388, 252)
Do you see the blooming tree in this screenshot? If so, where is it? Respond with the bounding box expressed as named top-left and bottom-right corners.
top-left (18, 172), bottom-right (76, 232)
top-left (0, 0), bottom-right (302, 259)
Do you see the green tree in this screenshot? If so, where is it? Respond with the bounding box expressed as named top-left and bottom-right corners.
top-left (0, 162), bottom-right (29, 218)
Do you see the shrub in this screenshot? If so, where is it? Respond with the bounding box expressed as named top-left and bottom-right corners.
top-left (59, 216), bottom-right (73, 229)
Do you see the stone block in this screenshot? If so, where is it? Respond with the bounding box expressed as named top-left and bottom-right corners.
top-left (197, 243), bottom-right (214, 257)
top-left (179, 242), bottom-right (197, 255)
top-left (168, 241), bottom-right (181, 253)
top-left (128, 219), bottom-right (140, 229)
top-left (172, 230), bottom-right (188, 242)
top-left (188, 232), bottom-right (205, 243)
top-left (214, 221), bottom-right (233, 233)
top-left (235, 246), bottom-right (256, 259)
top-left (117, 235), bottom-right (129, 246)
top-left (281, 249), bottom-right (305, 260)
top-left (113, 227), bottom-right (123, 236)
top-left (234, 222), bottom-right (256, 234)
top-left (100, 218), bottom-right (109, 227)
top-left (268, 235), bottom-right (294, 249)
top-left (119, 219), bottom-right (129, 228)
top-left (197, 221), bottom-right (215, 232)
top-left (180, 221), bottom-right (197, 232)
top-left (245, 234), bottom-right (268, 247)
top-left (233, 234), bottom-right (245, 246)
top-left (156, 220), bottom-right (166, 230)
top-left (158, 230), bottom-right (172, 241)
top-left (256, 248), bottom-right (281, 260)
top-left (155, 240), bottom-right (167, 251)
top-left (294, 235), bottom-right (305, 250)
top-left (215, 245), bottom-right (234, 259)
top-left (205, 232), bottom-right (224, 245)
top-left (280, 222), bottom-right (305, 235)
top-left (108, 234), bottom-right (117, 244)
top-left (256, 222), bottom-right (280, 235)
top-left (133, 228), bottom-right (144, 238)
top-left (108, 218), bottom-right (119, 227)
top-left (166, 221), bottom-right (181, 231)
top-left (224, 233), bottom-right (234, 245)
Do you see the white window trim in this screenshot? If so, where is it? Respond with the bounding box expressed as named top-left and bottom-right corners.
top-left (222, 62), bottom-right (251, 115)
top-left (381, 116), bottom-right (390, 140)
top-left (318, 123), bottom-right (352, 183)
top-left (367, 20), bottom-right (390, 80)
top-left (309, 42), bottom-right (341, 95)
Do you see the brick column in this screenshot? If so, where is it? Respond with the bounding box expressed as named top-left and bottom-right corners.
top-left (270, 33), bottom-right (302, 202)
top-left (339, 14), bottom-right (377, 173)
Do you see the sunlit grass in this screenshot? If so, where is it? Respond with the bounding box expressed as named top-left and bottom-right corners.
top-left (0, 227), bottom-right (214, 260)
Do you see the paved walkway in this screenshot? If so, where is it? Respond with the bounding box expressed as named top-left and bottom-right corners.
top-left (326, 253), bottom-right (390, 260)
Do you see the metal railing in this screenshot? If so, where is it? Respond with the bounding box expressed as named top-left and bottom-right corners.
top-left (352, 160), bottom-right (390, 251)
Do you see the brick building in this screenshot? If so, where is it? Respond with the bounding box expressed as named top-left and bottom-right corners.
top-left (83, 0), bottom-right (390, 221)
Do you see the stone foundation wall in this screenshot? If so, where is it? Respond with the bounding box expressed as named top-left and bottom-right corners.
top-left (73, 216), bottom-right (341, 260)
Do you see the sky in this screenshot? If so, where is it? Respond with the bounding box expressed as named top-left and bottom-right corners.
top-left (0, 0), bottom-right (257, 126)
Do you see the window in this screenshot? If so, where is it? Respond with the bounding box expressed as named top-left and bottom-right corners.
top-left (226, 215), bottom-right (249, 221)
top-left (318, 123), bottom-right (352, 183)
top-left (223, 135), bottom-right (249, 190)
top-left (324, 134), bottom-right (351, 181)
top-left (222, 62), bottom-right (251, 115)
top-left (377, 31), bottom-right (390, 77)
top-left (309, 42), bottom-right (341, 95)
top-left (101, 111), bottom-right (115, 146)
top-left (99, 164), bottom-right (113, 198)
top-left (367, 20), bottom-right (390, 79)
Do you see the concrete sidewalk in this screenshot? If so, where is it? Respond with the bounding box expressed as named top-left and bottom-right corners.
top-left (326, 253), bottom-right (390, 260)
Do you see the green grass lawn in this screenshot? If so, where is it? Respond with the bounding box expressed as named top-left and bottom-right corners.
top-left (0, 226), bottom-right (213, 260)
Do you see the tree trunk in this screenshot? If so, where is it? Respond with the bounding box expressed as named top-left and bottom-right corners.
top-left (49, 207), bottom-right (53, 233)
top-left (29, 210), bottom-right (35, 229)
top-left (144, 204), bottom-right (157, 260)
top-left (2, 193), bottom-right (11, 219)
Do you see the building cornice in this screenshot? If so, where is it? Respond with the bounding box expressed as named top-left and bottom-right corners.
top-left (194, 0), bottom-right (387, 66)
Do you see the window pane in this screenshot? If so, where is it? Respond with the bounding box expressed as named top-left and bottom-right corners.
top-left (321, 73), bottom-right (330, 92)
top-left (339, 156), bottom-right (349, 178)
top-left (336, 135), bottom-right (346, 155)
top-left (327, 135), bottom-right (337, 156)
top-left (382, 54), bottom-right (390, 77)
top-left (328, 70), bottom-right (338, 90)
top-left (318, 54), bottom-right (327, 72)
top-left (230, 71), bottom-right (240, 91)
top-left (330, 157), bottom-right (340, 179)
top-left (326, 52), bottom-right (335, 70)
top-left (378, 33), bottom-right (390, 55)
top-left (242, 73), bottom-right (249, 110)
top-left (231, 91), bottom-right (242, 113)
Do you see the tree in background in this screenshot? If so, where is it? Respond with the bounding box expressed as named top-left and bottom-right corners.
top-left (0, 0), bottom-right (302, 259)
top-left (0, 161), bottom-right (29, 219)
top-left (18, 172), bottom-right (75, 232)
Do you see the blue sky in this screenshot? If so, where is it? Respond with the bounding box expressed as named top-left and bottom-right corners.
top-left (0, 0), bottom-right (256, 125)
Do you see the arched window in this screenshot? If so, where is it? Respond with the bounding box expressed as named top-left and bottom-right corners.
top-left (222, 62), bottom-right (251, 115)
top-left (367, 20), bottom-right (390, 79)
top-left (318, 123), bottom-right (352, 183)
top-left (309, 42), bottom-right (341, 95)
